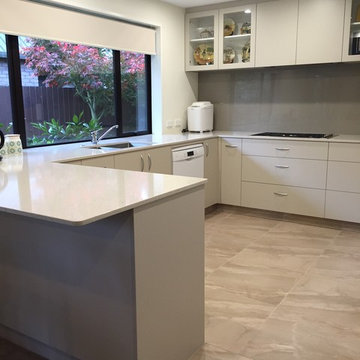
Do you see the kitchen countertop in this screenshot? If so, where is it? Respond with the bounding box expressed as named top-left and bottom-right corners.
top-left (1, 131), bottom-right (359, 225)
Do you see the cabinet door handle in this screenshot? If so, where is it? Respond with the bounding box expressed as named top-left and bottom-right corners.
top-left (225, 144), bottom-right (238, 148)
top-left (275, 147), bottom-right (290, 151)
top-left (147, 153), bottom-right (152, 171)
top-left (275, 165), bottom-right (289, 169)
top-left (140, 154), bottom-right (144, 172)
top-left (274, 192), bottom-right (288, 197)
top-left (205, 143), bottom-right (209, 157)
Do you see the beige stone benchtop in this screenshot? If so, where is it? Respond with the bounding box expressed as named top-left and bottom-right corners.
top-left (1, 132), bottom-right (359, 226)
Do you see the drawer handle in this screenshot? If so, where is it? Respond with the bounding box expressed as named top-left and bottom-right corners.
top-left (275, 147), bottom-right (290, 151)
top-left (225, 144), bottom-right (238, 148)
top-left (275, 165), bottom-right (289, 169)
top-left (274, 192), bottom-right (288, 197)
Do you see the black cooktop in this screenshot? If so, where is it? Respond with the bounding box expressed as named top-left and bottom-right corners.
top-left (252, 132), bottom-right (333, 139)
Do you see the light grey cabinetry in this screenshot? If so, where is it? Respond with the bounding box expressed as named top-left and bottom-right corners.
top-left (241, 139), bottom-right (328, 217)
top-left (220, 138), bottom-right (242, 206)
top-left (255, 0), bottom-right (298, 67)
top-left (296, 0), bottom-right (345, 64)
top-left (114, 147), bottom-right (171, 174)
top-left (204, 138), bottom-right (219, 207)
top-left (326, 142), bottom-right (360, 223)
top-left (81, 155), bottom-right (115, 168)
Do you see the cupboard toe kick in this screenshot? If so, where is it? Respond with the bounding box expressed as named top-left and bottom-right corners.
top-left (241, 182), bottom-right (326, 217)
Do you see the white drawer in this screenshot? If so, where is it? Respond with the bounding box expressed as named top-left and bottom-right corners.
top-left (243, 139), bottom-right (328, 160)
top-left (329, 143), bottom-right (360, 162)
top-left (325, 190), bottom-right (360, 223)
top-left (242, 156), bottom-right (327, 189)
top-left (242, 182), bottom-right (325, 217)
top-left (327, 161), bottom-right (360, 193)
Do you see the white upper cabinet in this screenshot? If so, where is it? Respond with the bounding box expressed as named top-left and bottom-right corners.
top-left (255, 0), bottom-right (298, 67)
top-left (296, 0), bottom-right (346, 64)
top-left (185, 11), bottom-right (219, 71)
top-left (342, 0), bottom-right (360, 61)
top-left (219, 5), bottom-right (257, 69)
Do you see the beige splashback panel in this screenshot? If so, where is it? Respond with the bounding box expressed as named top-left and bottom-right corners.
top-left (198, 63), bottom-right (360, 134)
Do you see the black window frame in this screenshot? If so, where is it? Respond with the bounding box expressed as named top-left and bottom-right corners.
top-left (4, 34), bottom-right (152, 149)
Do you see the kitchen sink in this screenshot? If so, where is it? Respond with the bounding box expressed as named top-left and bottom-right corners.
top-left (83, 141), bottom-right (154, 150)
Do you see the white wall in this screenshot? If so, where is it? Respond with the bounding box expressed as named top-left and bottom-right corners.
top-left (41, 0), bottom-right (198, 135)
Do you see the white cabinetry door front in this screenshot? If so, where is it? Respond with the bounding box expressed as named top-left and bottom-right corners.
top-left (326, 190), bottom-right (360, 222)
top-left (255, 0), bottom-right (298, 67)
top-left (242, 182), bottom-right (325, 217)
top-left (220, 138), bottom-right (242, 206)
top-left (297, 0), bottom-right (345, 64)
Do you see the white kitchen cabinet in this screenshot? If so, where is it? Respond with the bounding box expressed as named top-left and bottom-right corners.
top-left (296, 0), bottom-right (345, 64)
top-left (241, 138), bottom-right (328, 217)
top-left (204, 138), bottom-right (220, 207)
top-left (185, 10), bottom-right (219, 71)
top-left (329, 142), bottom-right (360, 161)
top-left (255, 0), bottom-right (298, 67)
top-left (326, 142), bottom-right (360, 223)
top-left (242, 139), bottom-right (328, 160)
top-left (114, 147), bottom-right (172, 174)
top-left (81, 155), bottom-right (114, 168)
top-left (65, 160), bottom-right (82, 165)
top-left (327, 161), bottom-right (360, 192)
top-left (326, 190), bottom-right (360, 222)
top-left (146, 147), bottom-right (172, 174)
top-left (342, 0), bottom-right (360, 62)
top-left (242, 156), bottom-right (327, 189)
top-left (220, 138), bottom-right (242, 206)
top-left (242, 182), bottom-right (326, 217)
top-left (219, 5), bottom-right (256, 69)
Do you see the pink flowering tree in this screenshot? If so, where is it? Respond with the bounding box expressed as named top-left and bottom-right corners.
top-left (21, 39), bottom-right (145, 125)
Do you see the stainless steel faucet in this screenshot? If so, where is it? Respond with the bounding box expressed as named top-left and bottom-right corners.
top-left (91, 125), bottom-right (119, 144)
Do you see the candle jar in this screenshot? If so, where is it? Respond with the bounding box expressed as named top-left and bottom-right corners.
top-left (5, 134), bottom-right (23, 156)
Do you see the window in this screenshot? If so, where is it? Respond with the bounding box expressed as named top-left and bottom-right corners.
top-left (1, 34), bottom-right (151, 147)
top-left (0, 34), bottom-right (13, 134)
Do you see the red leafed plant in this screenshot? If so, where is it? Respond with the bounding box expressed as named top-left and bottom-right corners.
top-left (21, 38), bottom-right (145, 123)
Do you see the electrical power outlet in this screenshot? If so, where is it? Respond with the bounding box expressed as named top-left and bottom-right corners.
top-left (175, 119), bottom-right (182, 127)
top-left (166, 120), bottom-right (174, 128)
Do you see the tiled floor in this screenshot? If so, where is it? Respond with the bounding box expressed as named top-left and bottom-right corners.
top-left (2, 206), bottom-right (360, 360)
top-left (190, 206), bottom-right (360, 360)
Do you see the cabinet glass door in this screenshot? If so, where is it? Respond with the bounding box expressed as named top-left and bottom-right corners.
top-left (344, 0), bottom-right (360, 60)
top-left (186, 11), bottom-right (218, 71)
top-left (219, 5), bottom-right (256, 69)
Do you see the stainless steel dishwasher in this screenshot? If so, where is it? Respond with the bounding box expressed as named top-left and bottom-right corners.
top-left (172, 143), bottom-right (204, 178)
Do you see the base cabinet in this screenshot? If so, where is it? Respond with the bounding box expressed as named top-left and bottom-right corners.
top-left (242, 182), bottom-right (326, 217)
top-left (325, 190), bottom-right (360, 223)
top-left (204, 138), bottom-right (219, 208)
top-left (114, 147), bottom-right (172, 174)
top-left (220, 138), bottom-right (242, 206)
top-left (81, 155), bottom-right (115, 168)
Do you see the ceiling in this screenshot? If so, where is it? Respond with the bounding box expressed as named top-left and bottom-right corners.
top-left (161, 0), bottom-right (229, 8)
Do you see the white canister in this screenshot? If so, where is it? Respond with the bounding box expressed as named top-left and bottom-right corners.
top-left (5, 134), bottom-right (23, 156)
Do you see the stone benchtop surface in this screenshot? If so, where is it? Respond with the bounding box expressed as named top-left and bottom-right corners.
top-left (0, 132), bottom-right (359, 225)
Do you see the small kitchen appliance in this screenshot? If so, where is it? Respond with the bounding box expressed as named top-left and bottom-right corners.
top-left (187, 101), bottom-right (214, 132)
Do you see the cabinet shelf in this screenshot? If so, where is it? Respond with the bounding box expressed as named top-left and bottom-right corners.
top-left (190, 37), bottom-right (215, 43)
top-left (224, 34), bottom-right (251, 39)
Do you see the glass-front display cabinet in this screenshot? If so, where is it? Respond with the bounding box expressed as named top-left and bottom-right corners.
top-left (219, 5), bottom-right (256, 69)
top-left (185, 11), bottom-right (219, 71)
top-left (343, 0), bottom-right (360, 61)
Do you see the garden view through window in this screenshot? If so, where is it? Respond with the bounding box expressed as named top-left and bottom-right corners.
top-left (0, 33), bottom-right (151, 147)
